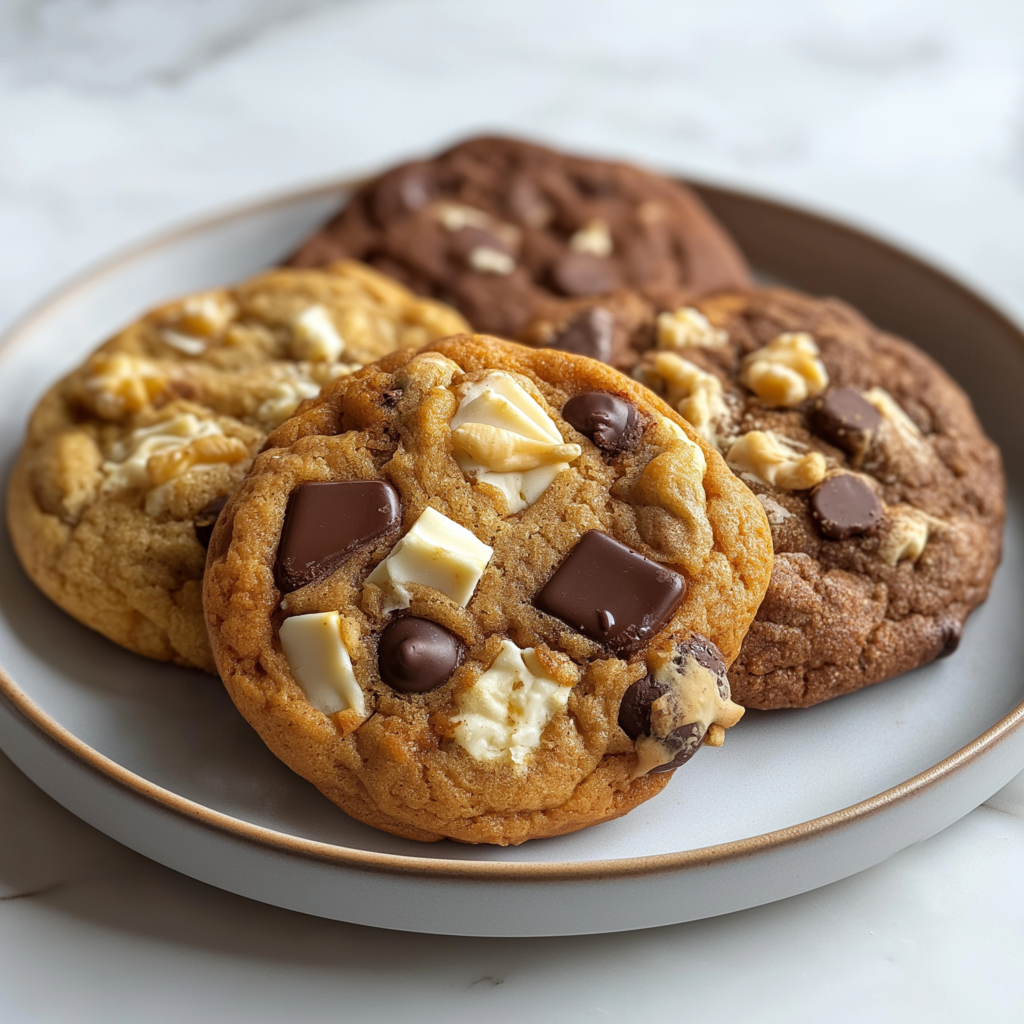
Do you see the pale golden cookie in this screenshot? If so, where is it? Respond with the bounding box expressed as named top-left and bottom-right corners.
top-left (7, 261), bottom-right (469, 671)
top-left (204, 336), bottom-right (773, 844)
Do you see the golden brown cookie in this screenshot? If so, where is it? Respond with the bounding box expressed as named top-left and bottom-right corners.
top-left (7, 261), bottom-right (469, 672)
top-left (287, 135), bottom-right (751, 370)
top-left (635, 288), bottom-right (1005, 708)
top-left (203, 336), bottom-right (773, 844)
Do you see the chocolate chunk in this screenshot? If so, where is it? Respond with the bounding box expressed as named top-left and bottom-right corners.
top-left (507, 176), bottom-right (552, 228)
top-left (547, 307), bottom-right (615, 363)
top-left (934, 617), bottom-right (962, 660)
top-left (535, 531), bottom-right (686, 654)
top-left (378, 617), bottom-right (462, 693)
top-left (449, 225), bottom-right (514, 260)
top-left (563, 391), bottom-right (639, 453)
top-left (809, 388), bottom-right (881, 458)
top-left (275, 480), bottom-right (401, 593)
top-left (617, 678), bottom-right (703, 774)
top-left (810, 475), bottom-right (883, 540)
top-left (551, 253), bottom-right (621, 297)
top-left (194, 494), bottom-right (229, 549)
top-left (370, 163), bottom-right (435, 226)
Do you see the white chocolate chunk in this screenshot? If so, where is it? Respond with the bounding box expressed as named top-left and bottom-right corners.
top-left (656, 307), bottom-right (729, 350)
top-left (290, 305), bottom-right (346, 362)
top-left (453, 640), bottom-right (571, 764)
top-left (467, 247), bottom-right (515, 275)
top-left (82, 353), bottom-right (167, 420)
top-left (255, 363), bottom-right (356, 429)
top-left (726, 430), bottom-right (827, 490)
top-left (879, 505), bottom-right (946, 566)
top-left (643, 352), bottom-right (730, 446)
top-left (569, 218), bottom-right (613, 257)
top-left (862, 387), bottom-right (923, 440)
top-left (450, 372), bottom-right (581, 513)
top-left (102, 414), bottom-right (232, 491)
top-left (741, 332), bottom-right (829, 408)
top-left (279, 611), bottom-right (365, 716)
top-left (160, 292), bottom-right (236, 353)
top-left (437, 203), bottom-right (493, 232)
top-left (365, 506), bottom-right (493, 612)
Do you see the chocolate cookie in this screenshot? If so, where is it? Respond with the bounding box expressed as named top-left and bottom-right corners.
top-left (203, 336), bottom-right (773, 844)
top-left (635, 288), bottom-right (1005, 708)
top-left (287, 136), bottom-right (750, 370)
top-left (7, 261), bottom-right (469, 671)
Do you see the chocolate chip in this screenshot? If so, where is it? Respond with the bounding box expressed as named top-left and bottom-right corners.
top-left (563, 392), bottom-right (639, 453)
top-left (194, 494), bottom-right (229, 549)
top-left (380, 388), bottom-right (403, 409)
top-left (677, 634), bottom-right (729, 694)
top-left (535, 531), bottom-right (686, 655)
top-left (370, 164), bottom-right (435, 226)
top-left (934, 617), bottom-right (962, 659)
top-left (547, 307), bottom-right (615, 363)
top-left (551, 253), bottom-right (621, 297)
top-left (810, 475), bottom-right (883, 540)
top-left (507, 177), bottom-right (552, 228)
top-left (809, 388), bottom-right (881, 458)
top-left (449, 226), bottom-right (513, 260)
top-left (275, 480), bottom-right (401, 593)
top-left (378, 617), bottom-right (462, 693)
top-left (617, 678), bottom-right (703, 774)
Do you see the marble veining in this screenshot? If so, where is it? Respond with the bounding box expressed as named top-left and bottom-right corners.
top-left (2, 0), bottom-right (1024, 1019)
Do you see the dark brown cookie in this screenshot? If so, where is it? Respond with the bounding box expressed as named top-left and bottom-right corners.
top-left (287, 136), bottom-right (751, 369)
top-left (635, 287), bottom-right (1005, 708)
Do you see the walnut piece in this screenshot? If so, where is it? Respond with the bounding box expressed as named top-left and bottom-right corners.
top-left (741, 332), bottom-right (829, 408)
top-left (726, 430), bottom-right (827, 490)
top-left (655, 306), bottom-right (729, 350)
top-left (81, 353), bottom-right (168, 421)
top-left (640, 352), bottom-right (730, 446)
top-left (879, 505), bottom-right (946, 566)
top-left (569, 218), bottom-right (613, 257)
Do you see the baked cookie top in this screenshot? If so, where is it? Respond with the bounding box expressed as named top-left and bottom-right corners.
top-left (636, 288), bottom-right (1005, 708)
top-left (7, 261), bottom-right (469, 672)
top-left (203, 336), bottom-right (773, 845)
top-left (287, 135), bottom-right (750, 369)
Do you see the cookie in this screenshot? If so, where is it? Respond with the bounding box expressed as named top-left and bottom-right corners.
top-left (635, 288), bottom-right (1005, 708)
top-left (203, 336), bottom-right (773, 844)
top-left (7, 261), bottom-right (469, 672)
top-left (287, 135), bottom-right (750, 369)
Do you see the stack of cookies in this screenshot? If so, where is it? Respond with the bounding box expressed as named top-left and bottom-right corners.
top-left (8, 136), bottom-right (1005, 845)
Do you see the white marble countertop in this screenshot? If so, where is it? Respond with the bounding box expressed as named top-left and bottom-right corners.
top-left (3, 0), bottom-right (1024, 1019)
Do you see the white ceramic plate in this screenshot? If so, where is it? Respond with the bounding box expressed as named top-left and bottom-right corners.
top-left (1, 181), bottom-right (1022, 938)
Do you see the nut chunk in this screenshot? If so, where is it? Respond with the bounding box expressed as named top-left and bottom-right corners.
top-left (741, 332), bottom-right (829, 408)
top-left (726, 430), bottom-right (826, 490)
top-left (450, 371), bottom-right (581, 513)
top-left (453, 640), bottom-right (571, 764)
top-left (365, 506), bottom-right (493, 612)
top-left (279, 611), bottom-right (365, 717)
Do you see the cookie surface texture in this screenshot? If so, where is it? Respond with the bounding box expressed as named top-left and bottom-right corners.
top-left (287, 135), bottom-right (751, 369)
top-left (635, 288), bottom-right (1005, 708)
top-left (203, 336), bottom-right (773, 844)
top-left (7, 261), bottom-right (469, 672)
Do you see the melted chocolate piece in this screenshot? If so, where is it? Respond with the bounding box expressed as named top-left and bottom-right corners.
top-left (617, 633), bottom-right (727, 774)
top-left (563, 392), bottom-right (639, 453)
top-left (550, 253), bottom-right (622, 296)
top-left (810, 475), bottom-right (883, 540)
top-left (934, 617), bottom-right (962, 660)
top-left (547, 307), bottom-right (615, 363)
top-left (617, 678), bottom-right (703, 774)
top-left (275, 481), bottom-right (401, 593)
top-left (809, 388), bottom-right (881, 457)
top-left (378, 617), bottom-right (462, 693)
top-left (507, 176), bottom-right (552, 227)
top-left (371, 163), bottom-right (435, 226)
top-left (380, 388), bottom-right (403, 409)
top-left (194, 494), bottom-right (229, 549)
top-left (535, 531), bottom-right (686, 654)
